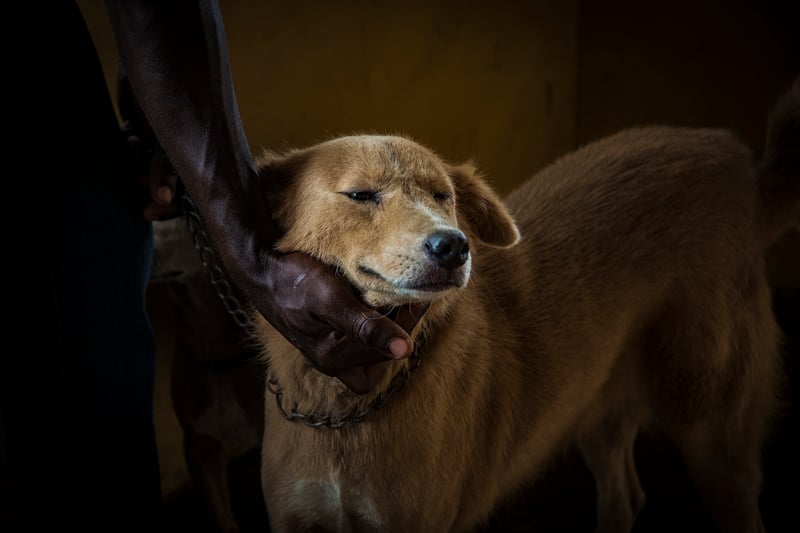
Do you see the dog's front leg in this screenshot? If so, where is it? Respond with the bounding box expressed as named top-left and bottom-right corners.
top-left (578, 412), bottom-right (646, 533)
top-left (184, 432), bottom-right (239, 533)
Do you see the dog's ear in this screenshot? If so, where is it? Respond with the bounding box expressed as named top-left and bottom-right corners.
top-left (448, 163), bottom-right (520, 247)
top-left (256, 148), bottom-right (309, 222)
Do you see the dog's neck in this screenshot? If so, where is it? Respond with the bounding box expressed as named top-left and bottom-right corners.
top-left (267, 317), bottom-right (438, 429)
top-left (265, 349), bottom-right (417, 430)
top-left (264, 291), bottom-right (476, 428)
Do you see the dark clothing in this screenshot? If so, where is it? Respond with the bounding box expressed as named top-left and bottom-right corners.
top-left (3, 2), bottom-right (160, 531)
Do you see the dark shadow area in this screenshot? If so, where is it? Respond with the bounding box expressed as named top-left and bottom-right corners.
top-left (161, 449), bottom-right (270, 533)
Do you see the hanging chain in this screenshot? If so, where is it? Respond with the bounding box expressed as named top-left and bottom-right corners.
top-left (180, 194), bottom-right (254, 329)
top-left (180, 194), bottom-right (424, 429)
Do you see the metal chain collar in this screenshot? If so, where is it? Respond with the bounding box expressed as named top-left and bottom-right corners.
top-left (266, 340), bottom-right (423, 429)
top-left (180, 194), bottom-right (424, 429)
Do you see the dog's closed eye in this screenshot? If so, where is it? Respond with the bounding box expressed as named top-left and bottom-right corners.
top-left (342, 190), bottom-right (381, 204)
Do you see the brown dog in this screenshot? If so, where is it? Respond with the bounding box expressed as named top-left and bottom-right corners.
top-left (152, 217), bottom-right (265, 533)
top-left (250, 84), bottom-right (798, 533)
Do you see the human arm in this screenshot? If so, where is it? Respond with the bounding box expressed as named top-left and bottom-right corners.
top-left (106, 0), bottom-right (423, 393)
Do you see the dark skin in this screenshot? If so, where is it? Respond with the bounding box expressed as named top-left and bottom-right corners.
top-left (107, 0), bottom-right (426, 394)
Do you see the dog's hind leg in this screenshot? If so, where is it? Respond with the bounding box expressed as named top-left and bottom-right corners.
top-left (184, 432), bottom-right (240, 533)
top-left (657, 283), bottom-right (780, 533)
top-left (578, 409), bottom-right (646, 533)
top-left (670, 418), bottom-right (767, 533)
top-left (667, 340), bottom-right (778, 533)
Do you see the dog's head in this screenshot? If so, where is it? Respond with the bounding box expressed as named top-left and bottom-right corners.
top-left (258, 135), bottom-right (520, 309)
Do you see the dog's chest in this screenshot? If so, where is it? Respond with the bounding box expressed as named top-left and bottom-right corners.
top-left (286, 476), bottom-right (385, 531)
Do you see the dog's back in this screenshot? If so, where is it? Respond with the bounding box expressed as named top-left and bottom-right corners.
top-left (503, 125), bottom-right (772, 418)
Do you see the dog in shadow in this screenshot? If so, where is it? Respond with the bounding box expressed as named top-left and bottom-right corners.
top-left (151, 216), bottom-right (265, 533)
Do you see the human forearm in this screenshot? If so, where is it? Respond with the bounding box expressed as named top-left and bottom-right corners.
top-left (106, 0), bottom-right (423, 394)
top-left (106, 0), bottom-right (276, 272)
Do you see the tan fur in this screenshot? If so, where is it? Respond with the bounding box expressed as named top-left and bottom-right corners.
top-left (249, 116), bottom-right (792, 532)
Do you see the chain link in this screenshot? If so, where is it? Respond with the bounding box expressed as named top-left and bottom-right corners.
top-left (180, 194), bottom-right (424, 429)
top-left (181, 194), bottom-right (254, 329)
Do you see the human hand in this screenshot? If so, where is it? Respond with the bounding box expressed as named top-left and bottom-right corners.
top-left (116, 64), bottom-right (181, 221)
top-left (261, 251), bottom-right (429, 394)
top-left (135, 141), bottom-right (181, 222)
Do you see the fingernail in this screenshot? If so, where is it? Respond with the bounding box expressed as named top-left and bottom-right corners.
top-left (157, 185), bottom-right (173, 204)
top-left (388, 337), bottom-right (410, 358)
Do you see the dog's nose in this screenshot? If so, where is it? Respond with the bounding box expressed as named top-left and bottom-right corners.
top-left (425, 230), bottom-right (469, 269)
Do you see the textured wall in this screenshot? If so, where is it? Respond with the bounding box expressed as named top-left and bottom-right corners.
top-left (576, 0), bottom-right (797, 153)
top-left (78, 0), bottom-right (578, 195)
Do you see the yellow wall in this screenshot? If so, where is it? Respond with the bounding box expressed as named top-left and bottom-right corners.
top-left (77, 0), bottom-right (578, 195)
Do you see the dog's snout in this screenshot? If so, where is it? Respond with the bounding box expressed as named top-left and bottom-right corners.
top-left (425, 230), bottom-right (469, 269)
